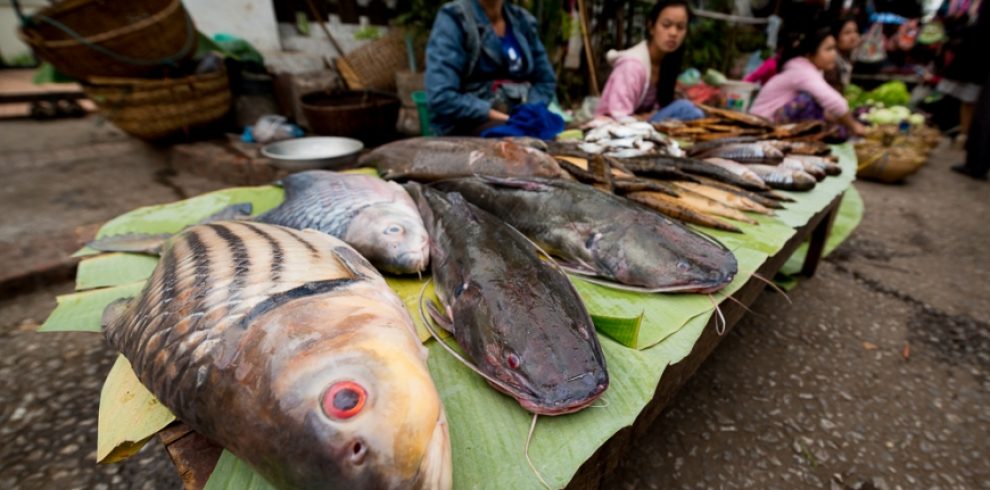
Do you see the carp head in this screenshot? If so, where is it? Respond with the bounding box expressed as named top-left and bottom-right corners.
top-left (344, 203), bottom-right (430, 275)
top-left (235, 291), bottom-right (451, 490)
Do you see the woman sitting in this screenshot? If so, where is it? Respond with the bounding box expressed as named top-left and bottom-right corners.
top-left (825, 16), bottom-right (861, 91)
top-left (424, 0), bottom-right (557, 136)
top-left (594, 0), bottom-right (703, 122)
top-left (749, 26), bottom-right (866, 139)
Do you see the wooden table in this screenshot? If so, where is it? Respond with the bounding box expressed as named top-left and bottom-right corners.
top-left (159, 192), bottom-right (844, 489)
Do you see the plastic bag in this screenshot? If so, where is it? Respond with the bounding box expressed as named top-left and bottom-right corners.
top-left (853, 23), bottom-right (887, 64)
top-left (242, 115), bottom-right (303, 144)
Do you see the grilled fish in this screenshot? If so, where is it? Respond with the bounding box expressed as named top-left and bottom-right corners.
top-left (405, 184), bottom-right (608, 415)
top-left (258, 171), bottom-right (429, 275)
top-left (103, 221), bottom-right (451, 490)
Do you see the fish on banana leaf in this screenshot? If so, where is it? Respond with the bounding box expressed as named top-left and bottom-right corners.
top-left (430, 176), bottom-right (738, 292)
top-left (747, 164), bottom-right (817, 191)
top-left (405, 184), bottom-right (608, 416)
top-left (103, 221), bottom-right (451, 490)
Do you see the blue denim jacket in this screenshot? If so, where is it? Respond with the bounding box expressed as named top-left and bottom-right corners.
top-left (425, 0), bottom-right (557, 135)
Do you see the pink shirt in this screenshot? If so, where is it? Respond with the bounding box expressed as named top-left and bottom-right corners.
top-left (743, 55), bottom-right (779, 85)
top-left (749, 57), bottom-right (850, 119)
top-left (595, 58), bottom-right (658, 118)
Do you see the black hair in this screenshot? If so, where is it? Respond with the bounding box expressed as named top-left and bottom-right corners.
top-left (646, 0), bottom-right (691, 108)
top-left (779, 24), bottom-right (834, 66)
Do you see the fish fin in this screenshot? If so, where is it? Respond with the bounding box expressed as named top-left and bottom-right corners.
top-left (328, 244), bottom-right (379, 280)
top-left (475, 175), bottom-right (554, 192)
top-left (87, 233), bottom-right (169, 255)
top-left (101, 297), bottom-right (133, 338)
top-left (426, 300), bottom-right (455, 334)
top-left (201, 202), bottom-right (253, 223)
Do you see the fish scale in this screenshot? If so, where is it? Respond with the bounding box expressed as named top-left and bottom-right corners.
top-left (103, 221), bottom-right (451, 489)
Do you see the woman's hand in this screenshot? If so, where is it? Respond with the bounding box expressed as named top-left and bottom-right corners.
top-left (850, 121), bottom-right (867, 137)
top-left (839, 111), bottom-right (866, 137)
top-left (488, 109), bottom-right (511, 123)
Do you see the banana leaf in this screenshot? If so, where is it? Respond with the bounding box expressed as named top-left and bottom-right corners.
top-left (41, 145), bottom-right (858, 489)
top-left (98, 355), bottom-right (175, 463)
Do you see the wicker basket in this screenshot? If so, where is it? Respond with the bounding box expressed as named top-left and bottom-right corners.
top-left (18, 0), bottom-right (196, 79)
top-left (83, 68), bottom-right (231, 141)
top-left (301, 90), bottom-right (400, 145)
top-left (337, 30), bottom-right (413, 92)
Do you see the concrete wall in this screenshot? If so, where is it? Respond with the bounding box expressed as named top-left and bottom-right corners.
top-left (183, 0), bottom-right (282, 53)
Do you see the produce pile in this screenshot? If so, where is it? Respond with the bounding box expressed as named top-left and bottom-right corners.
top-left (40, 110), bottom-right (858, 489)
top-left (854, 124), bottom-right (940, 183)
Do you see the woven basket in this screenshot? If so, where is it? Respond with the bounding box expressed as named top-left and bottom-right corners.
top-left (18, 0), bottom-right (196, 79)
top-left (337, 30), bottom-right (412, 92)
top-left (83, 68), bottom-right (231, 141)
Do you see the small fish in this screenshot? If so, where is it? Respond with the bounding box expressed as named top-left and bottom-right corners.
top-left (359, 137), bottom-right (569, 182)
top-left (405, 184), bottom-right (608, 415)
top-left (103, 221), bottom-right (452, 490)
top-left (258, 171), bottom-right (429, 275)
top-left (703, 157), bottom-right (769, 190)
top-left (626, 191), bottom-right (742, 233)
top-left (430, 177), bottom-right (737, 292)
top-left (787, 154), bottom-right (842, 176)
top-left (697, 142), bottom-right (784, 164)
top-left (579, 142), bottom-right (606, 154)
top-left (779, 157), bottom-right (826, 181)
top-left (747, 164), bottom-right (817, 191)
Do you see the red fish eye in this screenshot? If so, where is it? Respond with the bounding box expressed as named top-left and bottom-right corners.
top-left (322, 381), bottom-right (367, 420)
top-left (507, 353), bottom-right (520, 369)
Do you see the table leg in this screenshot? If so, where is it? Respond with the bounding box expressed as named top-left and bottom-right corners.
top-left (800, 193), bottom-right (842, 278)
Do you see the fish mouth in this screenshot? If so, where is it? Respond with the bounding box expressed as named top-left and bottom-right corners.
top-left (510, 380), bottom-right (609, 416)
top-left (396, 250), bottom-right (429, 274)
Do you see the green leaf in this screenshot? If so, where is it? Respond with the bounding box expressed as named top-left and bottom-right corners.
top-left (97, 355), bottom-right (175, 463)
top-left (39, 281), bottom-right (146, 333)
top-left (591, 313), bottom-right (643, 347)
top-left (76, 253), bottom-right (158, 291)
top-left (204, 451), bottom-right (277, 490)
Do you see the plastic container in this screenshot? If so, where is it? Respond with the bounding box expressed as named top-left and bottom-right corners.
top-left (721, 80), bottom-right (758, 112)
top-left (412, 90), bottom-right (433, 136)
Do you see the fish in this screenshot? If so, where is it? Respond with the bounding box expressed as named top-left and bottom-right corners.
top-left (747, 164), bottom-right (817, 191)
top-left (359, 137), bottom-right (569, 182)
top-left (102, 221), bottom-right (451, 490)
top-left (786, 154), bottom-right (842, 176)
top-left (429, 176), bottom-right (738, 292)
top-left (664, 185), bottom-right (759, 224)
top-left (686, 136), bottom-right (761, 156)
top-left (698, 104), bottom-right (775, 128)
top-left (779, 157), bottom-right (826, 181)
top-left (623, 155), bottom-right (767, 190)
top-left (702, 157), bottom-right (769, 190)
top-left (767, 139), bottom-right (832, 156)
top-left (696, 142), bottom-right (785, 164)
top-left (404, 184), bottom-right (608, 415)
top-left (690, 175), bottom-right (786, 210)
top-left (672, 181), bottom-right (775, 216)
top-left (626, 191), bottom-right (742, 233)
top-left (256, 171), bottom-right (429, 275)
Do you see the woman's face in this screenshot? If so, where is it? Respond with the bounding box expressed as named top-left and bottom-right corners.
top-left (836, 21), bottom-right (860, 53)
top-left (650, 6), bottom-right (689, 54)
top-left (810, 35), bottom-right (838, 71)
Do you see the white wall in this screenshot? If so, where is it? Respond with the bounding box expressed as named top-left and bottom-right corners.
top-left (183, 0), bottom-right (282, 53)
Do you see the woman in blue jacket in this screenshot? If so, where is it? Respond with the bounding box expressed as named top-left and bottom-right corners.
top-left (425, 0), bottom-right (557, 135)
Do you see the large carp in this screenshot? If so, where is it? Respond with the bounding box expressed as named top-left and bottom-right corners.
top-left (405, 184), bottom-right (608, 415)
top-left (102, 221), bottom-right (451, 489)
top-left (430, 177), bottom-right (738, 293)
top-left (359, 137), bottom-right (570, 182)
top-left (258, 171), bottom-right (430, 275)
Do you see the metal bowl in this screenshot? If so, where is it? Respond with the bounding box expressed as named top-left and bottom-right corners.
top-left (261, 137), bottom-right (364, 171)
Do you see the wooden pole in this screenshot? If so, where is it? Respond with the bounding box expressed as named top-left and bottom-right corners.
top-left (576, 0), bottom-right (600, 95)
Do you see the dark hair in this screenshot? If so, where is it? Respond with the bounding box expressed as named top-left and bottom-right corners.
top-left (779, 25), bottom-right (834, 66)
top-left (646, 0), bottom-right (692, 108)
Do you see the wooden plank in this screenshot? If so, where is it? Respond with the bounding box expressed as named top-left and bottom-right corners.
top-left (161, 193), bottom-right (845, 490)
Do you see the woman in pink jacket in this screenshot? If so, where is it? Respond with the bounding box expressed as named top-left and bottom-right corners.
top-left (749, 25), bottom-right (866, 139)
top-left (594, 0), bottom-right (703, 121)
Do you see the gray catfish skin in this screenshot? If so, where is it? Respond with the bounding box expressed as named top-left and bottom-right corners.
top-left (257, 171), bottom-right (429, 275)
top-left (405, 183), bottom-right (608, 416)
top-left (359, 137), bottom-right (569, 182)
top-left (430, 177), bottom-right (738, 293)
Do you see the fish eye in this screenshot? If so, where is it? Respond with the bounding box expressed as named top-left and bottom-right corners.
top-left (384, 224), bottom-right (403, 235)
top-left (507, 353), bottom-right (520, 369)
top-left (676, 260), bottom-right (690, 271)
top-left (322, 381), bottom-right (367, 420)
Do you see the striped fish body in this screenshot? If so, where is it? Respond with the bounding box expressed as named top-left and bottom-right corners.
top-left (103, 221), bottom-right (451, 490)
top-left (257, 171), bottom-right (429, 275)
top-left (359, 137), bottom-right (569, 182)
top-left (747, 164), bottom-right (817, 191)
top-left (698, 143), bottom-right (784, 164)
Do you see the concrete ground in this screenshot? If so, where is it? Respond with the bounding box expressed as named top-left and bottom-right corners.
top-left (0, 117), bottom-right (987, 489)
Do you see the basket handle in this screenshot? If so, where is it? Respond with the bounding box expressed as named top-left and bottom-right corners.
top-left (28, 9), bottom-right (197, 68)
